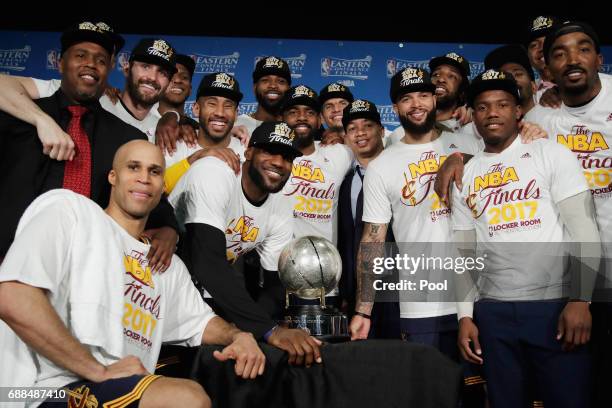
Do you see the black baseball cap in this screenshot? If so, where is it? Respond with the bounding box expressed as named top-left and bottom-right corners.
top-left (467, 69), bottom-right (521, 107)
top-left (196, 72), bottom-right (243, 104)
top-left (429, 52), bottom-right (471, 79)
top-left (319, 83), bottom-right (354, 105)
top-left (249, 121), bottom-right (303, 158)
top-left (526, 15), bottom-right (560, 44)
top-left (543, 21), bottom-right (601, 64)
top-left (485, 44), bottom-right (535, 81)
top-left (342, 99), bottom-right (382, 130)
top-left (390, 67), bottom-right (436, 103)
top-left (174, 54), bottom-right (196, 78)
top-left (253, 56), bottom-right (292, 85)
top-left (60, 21), bottom-right (117, 57)
top-left (129, 38), bottom-right (177, 76)
top-left (281, 85), bottom-right (320, 113)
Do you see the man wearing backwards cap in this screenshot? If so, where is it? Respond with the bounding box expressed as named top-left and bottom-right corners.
top-left (351, 67), bottom-right (480, 357)
top-left (337, 99), bottom-right (400, 339)
top-left (452, 68), bottom-right (600, 408)
top-left (234, 56), bottom-right (292, 136)
top-left (162, 72), bottom-right (245, 192)
top-left (0, 22), bottom-right (178, 270)
top-left (485, 44), bottom-right (538, 121)
top-left (532, 21), bottom-right (612, 406)
top-left (169, 121), bottom-right (324, 367)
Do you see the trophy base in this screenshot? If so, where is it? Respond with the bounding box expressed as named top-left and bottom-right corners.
top-left (282, 305), bottom-right (350, 342)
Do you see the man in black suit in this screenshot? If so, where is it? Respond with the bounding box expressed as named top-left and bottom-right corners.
top-left (0, 22), bottom-right (178, 262)
top-left (337, 99), bottom-right (399, 338)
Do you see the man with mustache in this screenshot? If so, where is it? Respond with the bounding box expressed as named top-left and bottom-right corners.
top-left (169, 121), bottom-right (323, 366)
top-left (234, 56), bottom-right (292, 136)
top-left (279, 85), bottom-right (354, 306)
top-left (0, 140), bottom-right (266, 408)
top-left (452, 68), bottom-right (600, 408)
top-left (350, 67), bottom-right (480, 356)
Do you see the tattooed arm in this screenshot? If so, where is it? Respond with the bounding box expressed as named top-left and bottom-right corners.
top-left (350, 222), bottom-right (388, 340)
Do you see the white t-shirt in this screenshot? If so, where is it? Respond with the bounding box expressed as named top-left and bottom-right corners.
top-left (0, 190), bottom-right (213, 395)
top-left (362, 132), bottom-right (480, 318)
top-left (530, 73), bottom-right (612, 280)
top-left (169, 157), bottom-right (293, 275)
top-left (452, 137), bottom-right (589, 301)
top-left (164, 136), bottom-right (246, 168)
top-left (281, 143), bottom-right (353, 246)
top-left (32, 78), bottom-right (160, 143)
top-left (235, 114), bottom-right (262, 137)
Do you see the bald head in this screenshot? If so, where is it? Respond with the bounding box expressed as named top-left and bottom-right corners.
top-left (112, 139), bottom-right (165, 170)
top-left (107, 140), bottom-right (166, 221)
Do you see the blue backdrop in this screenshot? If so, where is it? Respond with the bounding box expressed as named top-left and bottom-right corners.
top-left (2, 30), bottom-right (611, 129)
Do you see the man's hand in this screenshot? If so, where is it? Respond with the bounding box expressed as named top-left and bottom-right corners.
top-left (518, 121), bottom-right (548, 143)
top-left (458, 317), bottom-right (483, 364)
top-left (267, 327), bottom-right (323, 367)
top-left (452, 105), bottom-right (472, 126)
top-left (213, 332), bottom-right (266, 379)
top-left (434, 153), bottom-right (464, 208)
top-left (155, 112), bottom-right (181, 155)
top-left (557, 301), bottom-right (592, 351)
top-left (231, 125), bottom-right (250, 146)
top-left (103, 86), bottom-right (121, 105)
top-left (179, 122), bottom-right (198, 148)
top-left (142, 226), bottom-right (178, 273)
top-left (349, 315), bottom-right (370, 340)
top-left (187, 147), bottom-right (241, 174)
top-left (321, 129), bottom-right (344, 146)
top-left (539, 86), bottom-right (561, 108)
top-left (35, 113), bottom-right (75, 161)
top-left (96, 355), bottom-right (149, 382)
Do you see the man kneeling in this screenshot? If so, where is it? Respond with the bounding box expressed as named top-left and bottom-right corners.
top-left (0, 140), bottom-right (265, 408)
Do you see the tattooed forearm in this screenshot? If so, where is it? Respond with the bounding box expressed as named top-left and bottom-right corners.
top-left (355, 223), bottom-right (388, 314)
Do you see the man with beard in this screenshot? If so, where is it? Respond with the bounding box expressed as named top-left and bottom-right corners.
top-left (163, 73), bottom-right (244, 191)
top-left (350, 67), bottom-right (480, 355)
top-left (0, 23), bottom-right (178, 273)
top-left (234, 56), bottom-right (292, 136)
top-left (484, 44), bottom-right (538, 120)
top-left (169, 121), bottom-right (323, 367)
top-left (387, 53), bottom-right (473, 145)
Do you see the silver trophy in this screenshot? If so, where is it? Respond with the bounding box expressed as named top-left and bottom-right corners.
top-left (277, 236), bottom-right (349, 341)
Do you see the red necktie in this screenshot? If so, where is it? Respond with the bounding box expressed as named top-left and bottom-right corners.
top-left (62, 106), bottom-right (91, 197)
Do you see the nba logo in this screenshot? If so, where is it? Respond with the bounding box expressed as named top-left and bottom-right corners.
top-left (386, 59), bottom-right (397, 78)
top-left (321, 57), bottom-right (332, 77)
top-left (46, 50), bottom-right (60, 70)
top-left (117, 52), bottom-right (130, 71)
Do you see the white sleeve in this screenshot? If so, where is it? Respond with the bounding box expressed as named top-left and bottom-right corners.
top-left (0, 199), bottom-right (73, 293)
top-left (362, 164), bottom-right (392, 224)
top-left (169, 158), bottom-right (235, 231)
top-left (545, 142), bottom-right (589, 203)
top-left (161, 258), bottom-right (216, 346)
top-left (257, 199), bottom-right (294, 271)
top-left (32, 78), bottom-right (61, 98)
top-left (451, 184), bottom-right (475, 231)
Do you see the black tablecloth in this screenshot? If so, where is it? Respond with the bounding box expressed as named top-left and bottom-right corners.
top-left (180, 339), bottom-right (461, 408)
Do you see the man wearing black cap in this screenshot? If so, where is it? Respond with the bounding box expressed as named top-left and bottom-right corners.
top-left (234, 56), bottom-right (292, 136)
top-left (163, 72), bottom-right (245, 187)
top-left (484, 44), bottom-right (538, 120)
top-left (388, 52), bottom-right (476, 146)
top-left (337, 99), bottom-right (400, 339)
top-left (169, 121), bottom-right (323, 366)
top-left (453, 68), bottom-right (600, 408)
top-left (0, 22), bottom-right (178, 269)
top-left (319, 82), bottom-right (354, 143)
top-left (351, 67), bottom-right (480, 354)
top-left (526, 15), bottom-right (560, 99)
